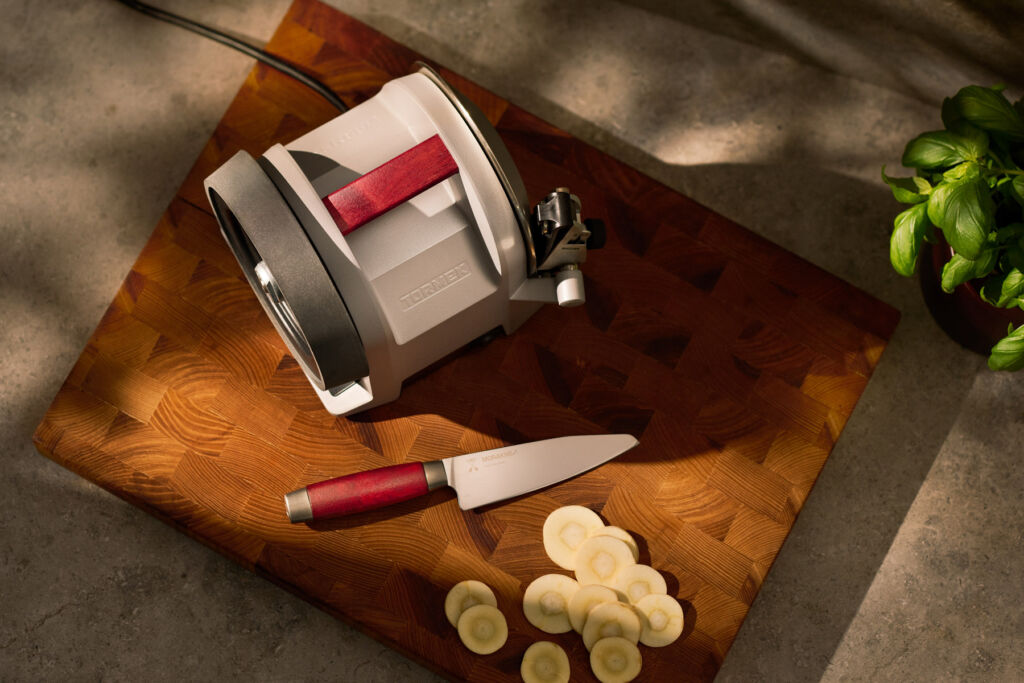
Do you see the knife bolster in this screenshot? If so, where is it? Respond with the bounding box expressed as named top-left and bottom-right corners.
top-left (423, 460), bottom-right (448, 491)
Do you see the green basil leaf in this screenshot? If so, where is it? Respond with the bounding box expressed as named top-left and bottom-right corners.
top-left (996, 223), bottom-right (1024, 243)
top-left (912, 176), bottom-right (932, 194)
top-left (981, 268), bottom-right (1024, 307)
top-left (980, 273), bottom-right (1004, 306)
top-left (1004, 237), bottom-right (1024, 271)
top-left (953, 85), bottom-right (1024, 140)
top-left (941, 96), bottom-right (963, 130)
top-left (987, 323), bottom-right (1024, 371)
top-left (881, 166), bottom-right (926, 204)
top-left (902, 131), bottom-right (969, 168)
top-left (939, 256), bottom-right (971, 293)
top-left (940, 254), bottom-right (979, 292)
top-left (890, 202), bottom-right (931, 276)
top-left (949, 120), bottom-right (989, 159)
top-left (974, 246), bottom-right (999, 278)
top-left (927, 173), bottom-right (994, 259)
top-left (1012, 176), bottom-right (1024, 208)
top-left (940, 249), bottom-right (998, 293)
top-left (996, 268), bottom-right (1024, 307)
top-left (943, 162), bottom-right (971, 181)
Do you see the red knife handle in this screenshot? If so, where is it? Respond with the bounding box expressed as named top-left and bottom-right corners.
top-left (322, 134), bottom-right (458, 235)
top-left (292, 462), bottom-right (429, 521)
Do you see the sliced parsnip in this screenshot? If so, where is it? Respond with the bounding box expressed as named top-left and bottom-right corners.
top-left (543, 505), bottom-right (605, 570)
top-left (445, 580), bottom-right (498, 627)
top-left (567, 584), bottom-right (621, 634)
top-left (581, 601), bottom-right (641, 651)
top-left (635, 593), bottom-right (684, 647)
top-left (520, 641), bottom-right (571, 683)
top-left (592, 526), bottom-right (639, 562)
top-left (457, 604), bottom-right (508, 654)
top-left (523, 574), bottom-right (579, 634)
top-left (613, 564), bottom-right (667, 604)
top-left (574, 536), bottom-right (636, 587)
top-left (590, 636), bottom-right (642, 683)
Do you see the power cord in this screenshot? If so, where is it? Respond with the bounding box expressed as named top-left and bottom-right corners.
top-left (113, 0), bottom-right (349, 113)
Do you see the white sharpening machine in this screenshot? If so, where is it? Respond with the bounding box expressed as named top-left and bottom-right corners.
top-left (204, 65), bottom-right (605, 416)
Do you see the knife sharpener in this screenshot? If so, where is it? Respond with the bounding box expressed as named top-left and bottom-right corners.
top-left (204, 65), bottom-right (604, 416)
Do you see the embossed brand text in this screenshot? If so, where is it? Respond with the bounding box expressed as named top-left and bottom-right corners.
top-left (399, 262), bottom-right (470, 310)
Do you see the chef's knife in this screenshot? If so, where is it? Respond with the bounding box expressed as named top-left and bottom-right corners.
top-left (284, 434), bottom-right (638, 522)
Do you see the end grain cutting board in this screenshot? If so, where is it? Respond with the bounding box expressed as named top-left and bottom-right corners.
top-left (34, 1), bottom-right (900, 680)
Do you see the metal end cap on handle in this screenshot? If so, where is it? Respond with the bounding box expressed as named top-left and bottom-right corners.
top-left (284, 488), bottom-right (314, 523)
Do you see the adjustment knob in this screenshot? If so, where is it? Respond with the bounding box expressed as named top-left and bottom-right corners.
top-left (555, 267), bottom-right (585, 307)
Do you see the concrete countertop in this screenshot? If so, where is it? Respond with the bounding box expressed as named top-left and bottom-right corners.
top-left (3, 1), bottom-right (1022, 679)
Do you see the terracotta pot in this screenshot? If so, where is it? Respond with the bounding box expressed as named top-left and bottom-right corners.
top-left (918, 238), bottom-right (1024, 356)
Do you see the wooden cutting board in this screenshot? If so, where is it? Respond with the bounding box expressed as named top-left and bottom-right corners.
top-left (33, 1), bottom-right (900, 680)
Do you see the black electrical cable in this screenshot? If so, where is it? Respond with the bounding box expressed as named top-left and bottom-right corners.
top-left (113, 0), bottom-right (349, 113)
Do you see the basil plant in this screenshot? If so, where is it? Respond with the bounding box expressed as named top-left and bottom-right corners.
top-left (884, 85), bottom-right (1024, 371)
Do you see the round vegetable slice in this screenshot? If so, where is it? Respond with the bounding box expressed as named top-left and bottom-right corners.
top-left (590, 636), bottom-right (642, 683)
top-left (635, 593), bottom-right (684, 647)
top-left (444, 580), bottom-right (497, 627)
top-left (520, 641), bottom-right (570, 683)
top-left (592, 526), bottom-right (639, 562)
top-left (568, 584), bottom-right (620, 634)
top-left (574, 536), bottom-right (636, 587)
top-left (543, 505), bottom-right (605, 570)
top-left (523, 574), bottom-right (579, 634)
top-left (457, 604), bottom-right (508, 654)
top-left (613, 564), bottom-right (667, 604)
top-left (581, 601), bottom-right (641, 651)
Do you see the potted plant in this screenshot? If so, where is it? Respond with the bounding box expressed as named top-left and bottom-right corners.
top-left (884, 84), bottom-right (1024, 371)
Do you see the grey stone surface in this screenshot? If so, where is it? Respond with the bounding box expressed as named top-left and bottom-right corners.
top-left (2, 0), bottom-right (1022, 680)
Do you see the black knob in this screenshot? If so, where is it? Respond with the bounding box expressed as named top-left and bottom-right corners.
top-left (584, 218), bottom-right (607, 249)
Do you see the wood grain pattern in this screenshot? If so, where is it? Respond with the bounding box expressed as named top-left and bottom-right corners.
top-left (33, 1), bottom-right (900, 681)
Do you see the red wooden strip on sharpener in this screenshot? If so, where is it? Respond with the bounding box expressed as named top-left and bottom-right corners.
top-left (322, 134), bottom-right (458, 235)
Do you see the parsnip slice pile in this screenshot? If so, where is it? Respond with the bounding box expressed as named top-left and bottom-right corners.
top-left (520, 641), bottom-right (570, 683)
top-left (446, 505), bottom-right (684, 679)
top-left (523, 574), bottom-right (579, 634)
top-left (534, 506), bottom-right (685, 680)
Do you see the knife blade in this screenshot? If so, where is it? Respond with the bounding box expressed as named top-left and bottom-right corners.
top-left (284, 434), bottom-right (638, 522)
